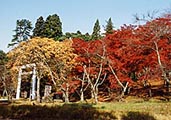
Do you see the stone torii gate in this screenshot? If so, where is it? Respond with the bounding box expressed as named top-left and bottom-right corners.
top-left (16, 63), bottom-right (36, 100)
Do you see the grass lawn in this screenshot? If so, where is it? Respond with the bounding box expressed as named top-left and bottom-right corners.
top-left (93, 101), bottom-right (171, 120)
top-left (0, 99), bottom-right (171, 120)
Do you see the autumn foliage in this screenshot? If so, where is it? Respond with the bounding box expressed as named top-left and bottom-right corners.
top-left (3, 15), bottom-right (171, 102)
top-left (7, 37), bottom-right (77, 92)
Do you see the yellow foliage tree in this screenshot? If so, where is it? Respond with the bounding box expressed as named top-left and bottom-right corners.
top-left (7, 37), bottom-right (77, 102)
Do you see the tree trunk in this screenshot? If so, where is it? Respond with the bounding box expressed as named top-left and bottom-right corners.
top-left (65, 92), bottom-right (69, 103)
top-left (2, 79), bottom-right (8, 98)
top-left (154, 41), bottom-right (170, 92)
top-left (91, 89), bottom-right (98, 103)
top-left (154, 41), bottom-right (169, 82)
top-left (80, 81), bottom-right (84, 102)
top-left (94, 86), bottom-right (99, 103)
top-left (80, 90), bottom-right (84, 102)
top-left (37, 76), bottom-right (41, 103)
top-left (109, 64), bottom-right (125, 88)
top-left (94, 92), bottom-right (98, 103)
top-left (80, 76), bottom-right (85, 102)
top-left (120, 82), bottom-right (129, 99)
top-left (91, 91), bottom-right (94, 99)
top-left (63, 83), bottom-right (69, 103)
top-left (63, 91), bottom-right (69, 103)
top-left (91, 88), bottom-right (95, 99)
top-left (109, 64), bottom-right (129, 100)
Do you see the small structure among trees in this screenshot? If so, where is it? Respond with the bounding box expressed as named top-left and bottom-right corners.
top-left (16, 63), bottom-right (37, 100)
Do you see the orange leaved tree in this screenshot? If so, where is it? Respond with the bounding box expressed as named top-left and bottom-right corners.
top-left (7, 37), bottom-right (77, 102)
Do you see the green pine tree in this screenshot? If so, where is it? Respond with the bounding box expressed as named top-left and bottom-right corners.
top-left (8, 19), bottom-right (33, 47)
top-left (105, 18), bottom-right (114, 34)
top-left (43, 14), bottom-right (62, 40)
top-left (91, 19), bottom-right (101, 40)
top-left (33, 16), bottom-right (45, 37)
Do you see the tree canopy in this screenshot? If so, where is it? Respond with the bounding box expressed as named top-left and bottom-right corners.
top-left (104, 18), bottom-right (114, 34)
top-left (8, 19), bottom-right (33, 47)
top-left (7, 37), bottom-right (77, 91)
top-left (91, 19), bottom-right (101, 40)
top-left (43, 14), bottom-right (63, 40)
top-left (4, 12), bottom-right (171, 103)
top-left (32, 16), bottom-right (45, 37)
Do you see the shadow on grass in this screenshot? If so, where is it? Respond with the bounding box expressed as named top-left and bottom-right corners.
top-left (122, 111), bottom-right (156, 120)
top-left (0, 103), bottom-right (116, 120)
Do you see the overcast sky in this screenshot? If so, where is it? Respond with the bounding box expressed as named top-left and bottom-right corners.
top-left (0, 0), bottom-right (170, 52)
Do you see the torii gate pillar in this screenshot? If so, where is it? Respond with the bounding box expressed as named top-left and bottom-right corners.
top-left (16, 63), bottom-right (36, 100)
top-left (31, 66), bottom-right (36, 99)
top-left (16, 68), bottom-right (22, 99)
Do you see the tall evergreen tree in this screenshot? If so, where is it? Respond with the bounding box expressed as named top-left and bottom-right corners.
top-left (105, 18), bottom-right (114, 34)
top-left (32, 16), bottom-right (45, 37)
top-left (8, 19), bottom-right (33, 47)
top-left (91, 19), bottom-right (101, 40)
top-left (43, 14), bottom-right (62, 40)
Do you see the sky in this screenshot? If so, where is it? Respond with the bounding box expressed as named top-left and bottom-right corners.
top-left (0, 0), bottom-right (171, 52)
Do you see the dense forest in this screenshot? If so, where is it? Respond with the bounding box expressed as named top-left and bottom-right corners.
top-left (0, 12), bottom-right (171, 104)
